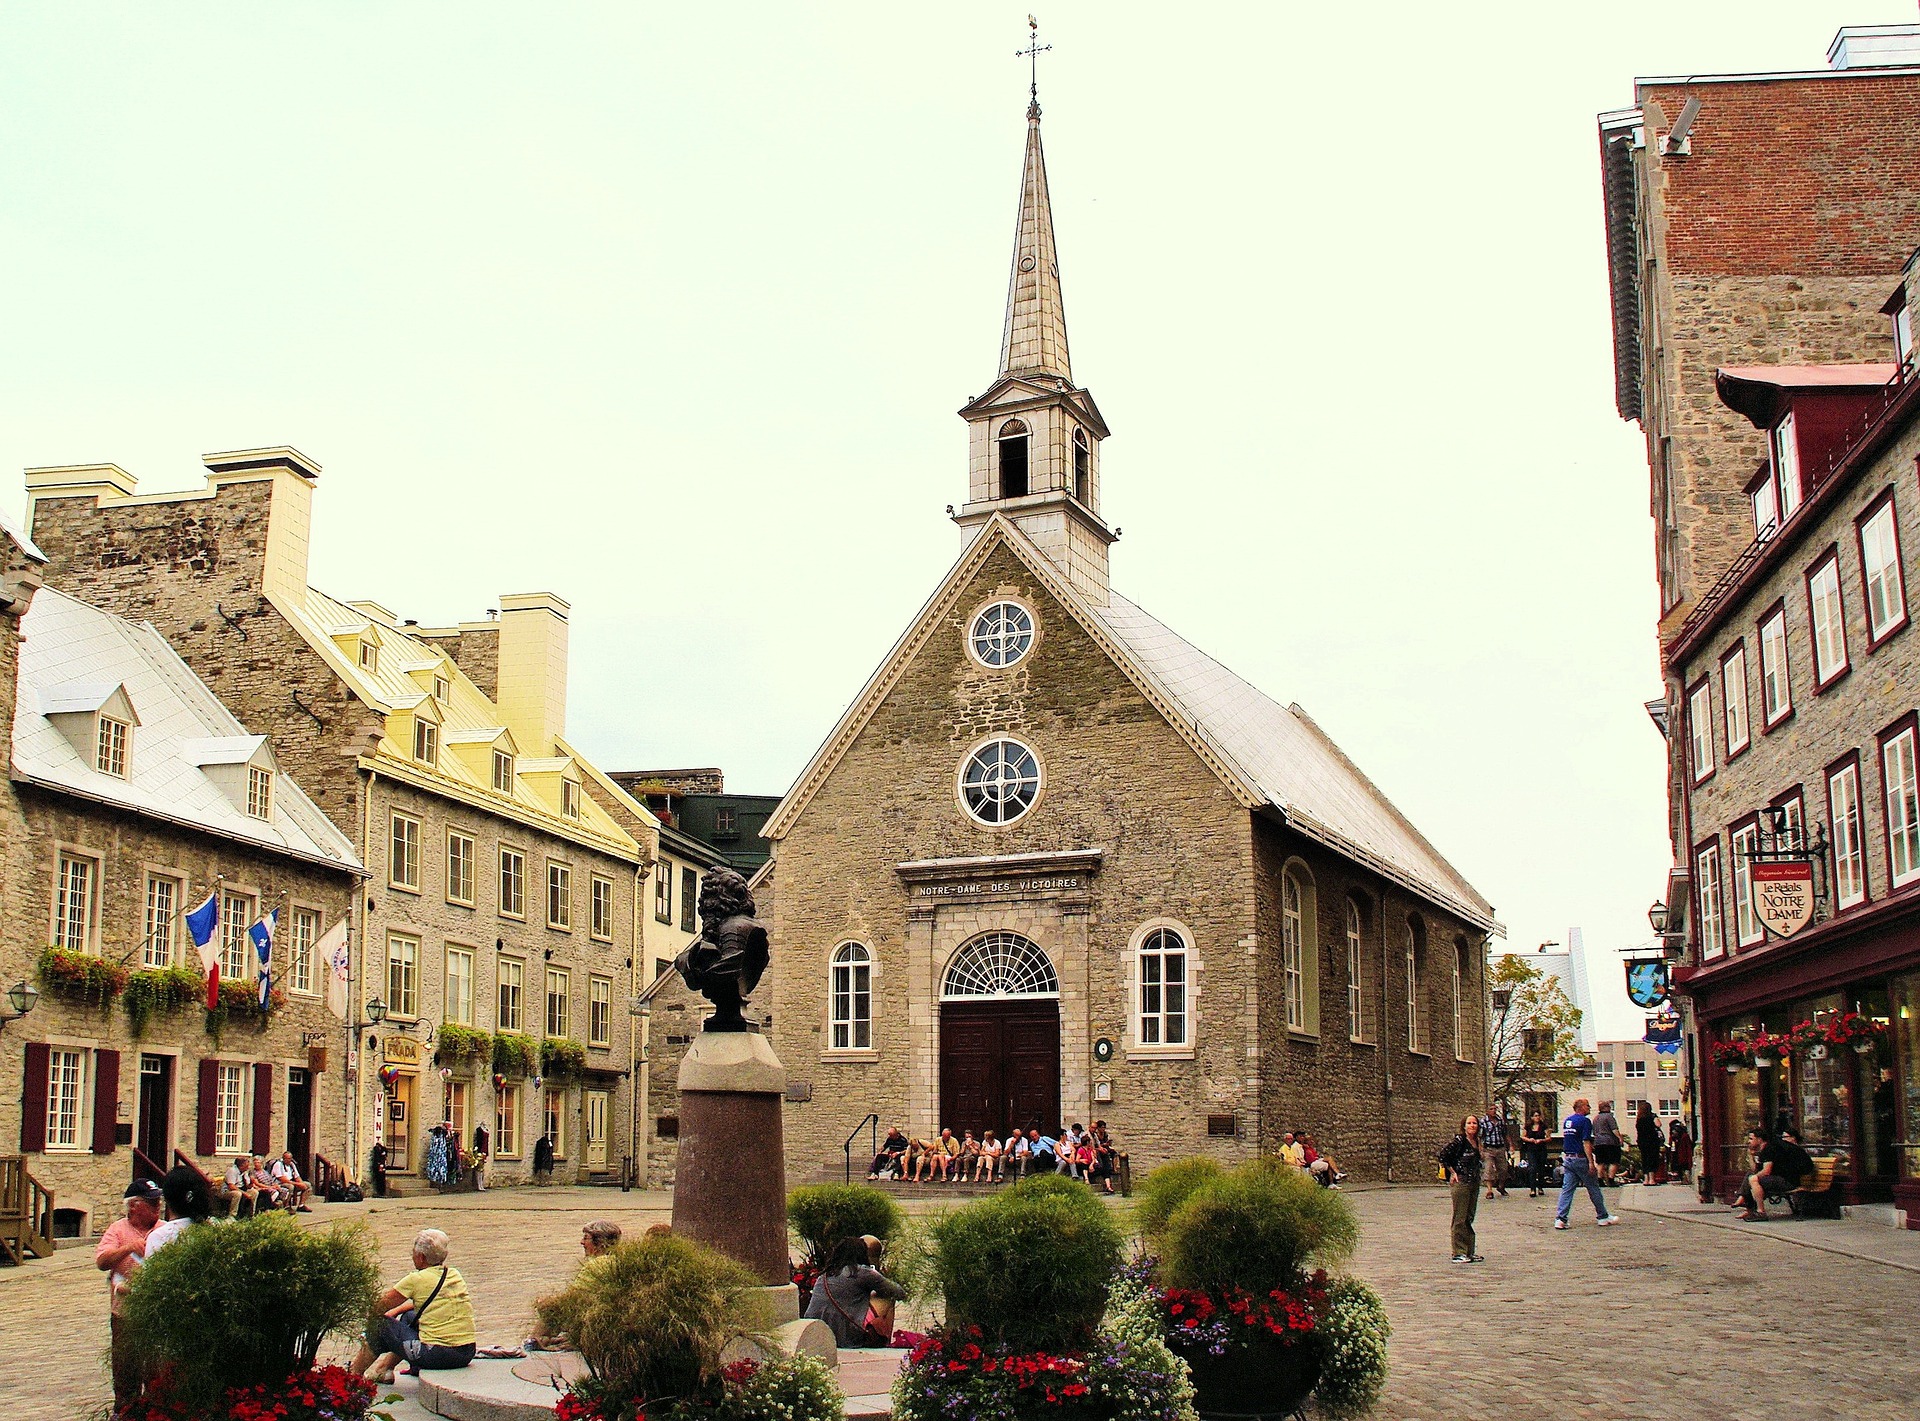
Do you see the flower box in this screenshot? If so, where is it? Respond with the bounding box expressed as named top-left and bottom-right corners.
top-left (38, 946), bottom-right (130, 1006)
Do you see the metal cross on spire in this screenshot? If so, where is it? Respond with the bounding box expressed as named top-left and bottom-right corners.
top-left (1018, 15), bottom-right (1050, 117)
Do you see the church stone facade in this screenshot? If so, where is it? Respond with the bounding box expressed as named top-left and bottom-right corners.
top-left (764, 99), bottom-right (1498, 1181)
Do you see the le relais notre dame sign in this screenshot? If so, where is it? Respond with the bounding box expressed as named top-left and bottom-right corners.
top-left (1751, 860), bottom-right (1815, 939)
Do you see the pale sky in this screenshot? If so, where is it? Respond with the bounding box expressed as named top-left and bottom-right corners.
top-left (1, 3), bottom-right (1900, 1039)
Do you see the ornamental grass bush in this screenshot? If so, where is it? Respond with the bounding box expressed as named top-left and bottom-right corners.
top-left (786, 1183), bottom-right (903, 1269)
top-left (930, 1174), bottom-right (1122, 1352)
top-left (1157, 1159), bottom-right (1356, 1294)
top-left (123, 1211), bottom-right (379, 1413)
top-left (534, 1232), bottom-right (770, 1412)
top-left (1132, 1157), bottom-right (1225, 1245)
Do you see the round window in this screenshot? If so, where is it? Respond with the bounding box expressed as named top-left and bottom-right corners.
top-left (969, 601), bottom-right (1034, 668)
top-left (959, 738), bottom-right (1041, 825)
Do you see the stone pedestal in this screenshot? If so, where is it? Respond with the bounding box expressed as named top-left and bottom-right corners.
top-left (672, 1029), bottom-right (792, 1286)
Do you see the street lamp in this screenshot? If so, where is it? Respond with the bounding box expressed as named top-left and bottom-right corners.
top-left (0, 980), bottom-right (39, 1029)
top-left (1648, 900), bottom-right (1669, 935)
top-left (364, 997), bottom-right (388, 1025)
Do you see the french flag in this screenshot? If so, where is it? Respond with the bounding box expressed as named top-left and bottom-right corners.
top-left (186, 892), bottom-right (221, 1010)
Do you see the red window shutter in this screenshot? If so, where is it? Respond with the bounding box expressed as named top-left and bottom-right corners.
top-left (92, 1049), bottom-right (120, 1155)
top-left (197, 1058), bottom-right (218, 1157)
top-left (20, 1042), bottom-right (49, 1152)
top-left (251, 1063), bottom-right (274, 1157)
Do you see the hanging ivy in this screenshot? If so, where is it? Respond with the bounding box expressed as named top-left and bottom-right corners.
top-left (492, 1031), bottom-right (538, 1078)
top-left (540, 1037), bottom-right (587, 1085)
top-left (124, 966), bottom-right (202, 1038)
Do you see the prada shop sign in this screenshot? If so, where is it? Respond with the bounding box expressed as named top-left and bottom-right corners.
top-left (915, 876), bottom-right (1086, 898)
top-left (382, 1035), bottom-right (421, 1064)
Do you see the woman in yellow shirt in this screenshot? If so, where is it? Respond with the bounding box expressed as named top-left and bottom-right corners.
top-left (351, 1228), bottom-right (478, 1381)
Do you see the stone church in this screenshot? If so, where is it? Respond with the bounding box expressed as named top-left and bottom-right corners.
top-left (763, 97), bottom-right (1499, 1180)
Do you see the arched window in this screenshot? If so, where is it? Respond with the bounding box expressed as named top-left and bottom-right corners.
top-left (959, 738), bottom-right (1041, 825)
top-left (1452, 937), bottom-right (1470, 1060)
top-left (1406, 915), bottom-right (1428, 1054)
top-left (829, 942), bottom-right (872, 1051)
top-left (942, 932), bottom-right (1058, 999)
top-left (1345, 897), bottom-right (1368, 1043)
top-left (1073, 428), bottom-right (1091, 504)
top-left (998, 419), bottom-right (1030, 499)
top-left (1135, 927), bottom-right (1188, 1046)
top-left (969, 601), bottom-right (1034, 668)
top-left (1281, 864), bottom-right (1319, 1035)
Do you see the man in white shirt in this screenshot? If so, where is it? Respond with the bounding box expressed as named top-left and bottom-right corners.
top-left (270, 1151), bottom-right (312, 1212)
top-left (223, 1155), bottom-right (260, 1218)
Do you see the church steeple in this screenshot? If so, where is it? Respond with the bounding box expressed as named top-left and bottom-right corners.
top-left (956, 69), bottom-right (1115, 604)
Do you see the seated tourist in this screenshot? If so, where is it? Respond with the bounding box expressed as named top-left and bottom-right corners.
top-left (869, 1127), bottom-right (909, 1180)
top-left (932, 1127), bottom-right (960, 1182)
top-left (249, 1155), bottom-right (288, 1212)
top-left (1009, 1130), bottom-right (1033, 1177)
top-left (270, 1151), bottom-right (312, 1211)
top-left (1279, 1131), bottom-right (1307, 1168)
top-left (1089, 1122), bottom-right (1117, 1195)
top-left (957, 1130), bottom-right (981, 1179)
top-left (223, 1155), bottom-right (259, 1218)
top-left (1030, 1129), bottom-right (1058, 1174)
top-left (802, 1234), bottom-right (908, 1348)
top-left (908, 1137), bottom-right (935, 1183)
top-left (352, 1228), bottom-right (478, 1380)
top-left (977, 1131), bottom-right (1003, 1182)
top-left (1302, 1134), bottom-right (1341, 1186)
top-left (1734, 1127), bottom-right (1813, 1220)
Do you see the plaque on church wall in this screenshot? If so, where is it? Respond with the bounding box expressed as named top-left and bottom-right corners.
top-left (784, 1081), bottom-right (813, 1102)
top-left (1206, 1114), bottom-right (1239, 1138)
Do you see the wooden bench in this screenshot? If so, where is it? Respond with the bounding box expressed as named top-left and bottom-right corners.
top-left (1788, 1155), bottom-right (1842, 1219)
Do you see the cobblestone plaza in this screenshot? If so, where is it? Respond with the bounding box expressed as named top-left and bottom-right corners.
top-left (5, 1185), bottom-right (1918, 1420)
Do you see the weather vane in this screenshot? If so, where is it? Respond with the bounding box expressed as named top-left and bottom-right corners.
top-left (1018, 15), bottom-right (1050, 112)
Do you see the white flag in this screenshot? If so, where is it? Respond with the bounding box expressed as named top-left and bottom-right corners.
top-left (318, 920), bottom-right (351, 1021)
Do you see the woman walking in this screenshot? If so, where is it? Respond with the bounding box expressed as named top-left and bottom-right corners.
top-left (1437, 1116), bottom-right (1485, 1263)
top-left (1635, 1102), bottom-right (1666, 1185)
top-left (1520, 1112), bottom-right (1551, 1197)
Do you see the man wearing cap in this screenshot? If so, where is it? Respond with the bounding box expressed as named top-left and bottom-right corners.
top-left (96, 1178), bottom-right (162, 1411)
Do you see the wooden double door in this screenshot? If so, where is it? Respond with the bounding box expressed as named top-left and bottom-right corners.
top-left (938, 998), bottom-right (1061, 1140)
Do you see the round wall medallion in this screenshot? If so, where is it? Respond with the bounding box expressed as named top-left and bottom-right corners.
top-left (1019, 254), bottom-right (1038, 272)
top-left (1093, 1037), bottom-right (1114, 1063)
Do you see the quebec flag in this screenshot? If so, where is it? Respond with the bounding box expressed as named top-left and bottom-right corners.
top-left (250, 909), bottom-right (279, 1010)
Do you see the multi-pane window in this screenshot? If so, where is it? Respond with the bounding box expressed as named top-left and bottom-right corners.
top-left (1406, 926), bottom-right (1427, 1054)
top-left (498, 958), bottom-right (524, 1032)
top-left (54, 853), bottom-right (95, 951)
top-left (46, 1048), bottom-right (84, 1149)
top-left (548, 862), bottom-right (572, 930)
top-left (1659, 1098), bottom-right (1682, 1117)
top-left (1751, 476), bottom-right (1779, 537)
top-left (1722, 647), bottom-right (1749, 755)
top-left (215, 1062), bottom-right (246, 1154)
top-left (680, 868), bottom-right (697, 933)
top-left (561, 780), bottom-right (580, 819)
top-left (716, 806), bottom-right (737, 835)
top-left (830, 943), bottom-right (872, 1050)
top-left (359, 640), bottom-right (378, 673)
top-left (1884, 726), bottom-right (1920, 888)
top-left (220, 892), bottom-right (254, 977)
top-left (492, 749), bottom-right (514, 793)
top-left (1345, 900), bottom-right (1365, 1042)
top-left (446, 947), bottom-right (474, 1025)
top-left (1731, 823), bottom-right (1761, 947)
top-left (390, 814), bottom-right (421, 890)
top-left (1829, 762), bottom-right (1867, 909)
top-left (1136, 928), bottom-right (1188, 1047)
top-left (433, 673), bottom-right (451, 702)
top-left (589, 976), bottom-right (612, 1046)
top-left (546, 968), bottom-right (571, 1039)
top-left (545, 1089), bottom-right (566, 1157)
top-left (387, 934), bottom-right (419, 1018)
top-left (1760, 609), bottom-right (1792, 725)
top-left (447, 831), bottom-right (476, 905)
top-left (445, 1080), bottom-right (468, 1142)
top-left (1452, 942), bottom-right (1467, 1059)
top-left (1695, 844), bottom-right (1725, 959)
top-left (143, 873), bottom-right (178, 968)
top-left (1626, 1060), bottom-right (1647, 1078)
top-left (1688, 681), bottom-right (1713, 782)
top-left (590, 876), bottom-right (614, 941)
top-left (1595, 1060), bottom-right (1616, 1078)
top-left (1775, 414), bottom-right (1802, 518)
top-left (968, 602), bottom-right (1035, 668)
top-left (96, 716), bottom-right (129, 777)
top-left (1861, 499), bottom-right (1907, 643)
top-left (654, 861), bottom-right (672, 924)
top-left (413, 718), bottom-right (438, 766)
top-left (500, 848), bottom-right (526, 918)
top-left (246, 765), bottom-right (273, 820)
top-left (495, 1085), bottom-right (520, 1158)
top-left (1808, 553), bottom-right (1848, 685)
top-left (959, 738), bottom-right (1041, 824)
top-left (290, 907), bottom-right (319, 994)
top-left (1282, 875), bottom-right (1306, 1031)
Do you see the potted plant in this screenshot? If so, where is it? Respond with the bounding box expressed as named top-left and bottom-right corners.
top-left (1827, 1010), bottom-right (1889, 1054)
top-left (433, 1022), bottom-right (492, 1068)
top-left (786, 1183), bottom-right (903, 1309)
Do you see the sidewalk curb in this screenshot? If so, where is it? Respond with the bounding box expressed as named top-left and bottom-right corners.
top-left (1617, 1200), bottom-right (1920, 1276)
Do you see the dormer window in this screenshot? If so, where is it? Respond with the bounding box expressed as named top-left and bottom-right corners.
top-left (1748, 465), bottom-right (1779, 538)
top-left (413, 719), bottom-right (439, 766)
top-left (95, 716), bottom-right (129, 778)
top-left (716, 806), bottom-right (738, 836)
top-left (1073, 428), bottom-right (1090, 503)
top-left (246, 765), bottom-right (273, 820)
top-left (433, 674), bottom-right (451, 702)
top-left (561, 779), bottom-right (580, 819)
top-left (1774, 412), bottom-right (1801, 520)
top-left (1892, 290), bottom-right (1913, 370)
top-left (359, 641), bottom-right (379, 673)
top-left (493, 749), bottom-right (514, 793)
top-left (998, 419), bottom-right (1030, 499)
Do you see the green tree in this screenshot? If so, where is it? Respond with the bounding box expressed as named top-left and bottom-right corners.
top-left (1487, 954), bottom-right (1585, 1116)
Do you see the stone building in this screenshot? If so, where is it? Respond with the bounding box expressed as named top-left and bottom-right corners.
top-left (762, 98), bottom-right (1498, 1182)
top-left (22, 448), bottom-right (656, 1190)
top-left (0, 519), bottom-right (363, 1240)
top-left (1665, 252), bottom-right (1920, 1221)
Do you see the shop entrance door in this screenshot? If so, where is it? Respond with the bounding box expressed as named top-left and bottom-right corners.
top-left (586, 1090), bottom-right (609, 1171)
top-left (939, 999), bottom-right (1061, 1140)
top-left (285, 1068), bottom-right (313, 1175)
top-left (384, 1073), bottom-right (416, 1173)
top-left (137, 1054), bottom-right (173, 1166)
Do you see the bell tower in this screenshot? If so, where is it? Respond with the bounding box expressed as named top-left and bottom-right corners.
top-left (955, 80), bottom-right (1115, 604)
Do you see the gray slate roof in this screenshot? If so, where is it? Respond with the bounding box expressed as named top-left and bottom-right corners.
top-left (11, 587), bottom-right (363, 872)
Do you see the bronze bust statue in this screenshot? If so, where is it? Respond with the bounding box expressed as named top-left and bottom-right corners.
top-left (672, 865), bottom-right (769, 1032)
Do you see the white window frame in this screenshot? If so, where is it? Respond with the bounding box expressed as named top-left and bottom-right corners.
top-left (499, 847), bottom-right (526, 919)
top-left (1752, 475), bottom-right (1780, 538)
top-left (1884, 725), bottom-right (1920, 889)
top-left (433, 673), bottom-right (451, 703)
top-left (53, 851), bottom-right (98, 952)
top-left (589, 975), bottom-right (612, 1047)
top-left (1688, 681), bottom-right (1714, 782)
top-left (1345, 900), bottom-right (1366, 1043)
top-left (1406, 932), bottom-right (1425, 1054)
top-left (1131, 922), bottom-right (1191, 1052)
top-left (46, 1047), bottom-right (87, 1151)
top-left (215, 1061), bottom-right (247, 1155)
top-left (220, 891), bottom-right (254, 979)
top-left (546, 966), bottom-right (570, 1039)
top-left (1722, 646), bottom-right (1750, 756)
top-left (446, 830), bottom-right (476, 906)
top-left (654, 860), bottom-right (672, 924)
top-left (245, 765), bottom-right (273, 820)
top-left (1775, 413), bottom-right (1802, 519)
top-left (1697, 842), bottom-right (1729, 952)
top-left (498, 958), bottom-right (524, 1033)
top-left (1731, 823), bottom-right (1762, 947)
top-left (1808, 551), bottom-right (1849, 687)
top-left (1860, 497), bottom-right (1908, 645)
top-left (590, 875), bottom-right (614, 942)
top-left (387, 934), bottom-right (419, 1019)
top-left (1760, 608), bottom-right (1792, 726)
top-left (829, 942), bottom-right (873, 1051)
top-left (413, 718), bottom-right (438, 766)
top-left (495, 1083), bottom-right (520, 1158)
top-left (446, 946), bottom-right (475, 1025)
top-left (967, 599), bottom-right (1037, 669)
top-left (547, 861), bottom-right (572, 931)
top-left (1829, 761), bottom-right (1867, 909)
top-left (390, 813), bottom-right (421, 891)
top-left (957, 735), bottom-right (1042, 826)
top-left (143, 872), bottom-right (180, 969)
top-left (492, 749), bottom-right (514, 793)
top-left (1283, 875), bottom-right (1306, 1031)
top-left (1452, 942), bottom-right (1468, 1061)
top-left (1626, 1060), bottom-right (1647, 1078)
top-left (358, 640), bottom-right (379, 673)
top-left (290, 906), bottom-right (320, 995)
top-left (561, 780), bottom-right (581, 819)
top-left (96, 716), bottom-right (129, 778)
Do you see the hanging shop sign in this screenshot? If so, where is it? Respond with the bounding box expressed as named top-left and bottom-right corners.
top-left (1625, 958), bottom-right (1671, 1009)
top-left (1751, 860), bottom-right (1815, 938)
top-left (1644, 1010), bottom-right (1683, 1053)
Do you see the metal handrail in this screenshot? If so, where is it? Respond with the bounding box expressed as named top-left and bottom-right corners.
top-left (843, 1113), bottom-right (880, 1184)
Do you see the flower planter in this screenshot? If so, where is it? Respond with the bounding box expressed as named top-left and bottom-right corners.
top-left (1175, 1335), bottom-right (1321, 1419)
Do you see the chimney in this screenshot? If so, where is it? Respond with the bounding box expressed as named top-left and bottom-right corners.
top-left (202, 447), bottom-right (321, 604)
top-left (1827, 24), bottom-right (1920, 70)
top-left (496, 592), bottom-right (570, 751)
